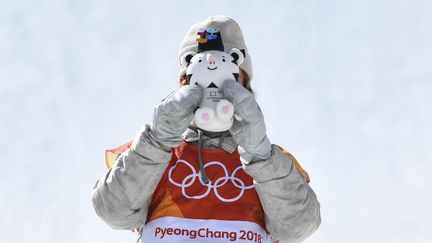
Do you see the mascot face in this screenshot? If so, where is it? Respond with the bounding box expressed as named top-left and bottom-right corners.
top-left (181, 48), bottom-right (244, 88)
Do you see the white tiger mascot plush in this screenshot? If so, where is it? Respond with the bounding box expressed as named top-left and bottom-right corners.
top-left (180, 28), bottom-right (245, 132)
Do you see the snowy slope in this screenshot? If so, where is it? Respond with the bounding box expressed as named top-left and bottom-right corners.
top-left (1, 0), bottom-right (431, 242)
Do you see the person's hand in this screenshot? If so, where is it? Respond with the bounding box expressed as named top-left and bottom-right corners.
top-left (222, 80), bottom-right (272, 164)
top-left (149, 85), bottom-right (203, 148)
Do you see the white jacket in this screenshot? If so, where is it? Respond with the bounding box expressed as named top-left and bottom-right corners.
top-left (92, 125), bottom-right (321, 242)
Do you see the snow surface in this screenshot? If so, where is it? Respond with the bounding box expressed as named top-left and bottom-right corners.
top-left (1, 0), bottom-right (431, 242)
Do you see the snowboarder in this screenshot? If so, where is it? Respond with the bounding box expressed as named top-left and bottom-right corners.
top-left (92, 16), bottom-right (321, 243)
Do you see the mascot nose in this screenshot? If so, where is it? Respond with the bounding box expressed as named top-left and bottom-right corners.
top-left (207, 54), bottom-right (216, 65)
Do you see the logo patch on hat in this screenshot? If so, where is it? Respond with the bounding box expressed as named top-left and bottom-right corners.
top-left (196, 28), bottom-right (224, 53)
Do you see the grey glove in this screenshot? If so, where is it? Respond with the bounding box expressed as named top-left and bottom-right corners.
top-left (149, 84), bottom-right (203, 148)
top-left (222, 80), bottom-right (272, 164)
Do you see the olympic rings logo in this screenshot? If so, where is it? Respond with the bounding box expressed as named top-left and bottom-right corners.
top-left (168, 159), bottom-right (254, 203)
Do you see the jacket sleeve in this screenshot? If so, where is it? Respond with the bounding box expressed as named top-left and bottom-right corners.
top-left (243, 145), bottom-right (321, 242)
top-left (91, 124), bottom-right (172, 230)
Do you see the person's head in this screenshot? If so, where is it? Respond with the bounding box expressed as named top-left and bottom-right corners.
top-left (178, 16), bottom-right (253, 92)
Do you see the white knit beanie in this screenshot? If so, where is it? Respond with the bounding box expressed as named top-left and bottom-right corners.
top-left (178, 16), bottom-right (253, 80)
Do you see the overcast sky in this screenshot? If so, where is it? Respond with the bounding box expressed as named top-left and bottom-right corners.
top-left (1, 0), bottom-right (431, 242)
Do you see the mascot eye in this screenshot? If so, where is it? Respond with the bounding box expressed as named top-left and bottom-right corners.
top-left (222, 58), bottom-right (226, 62)
top-left (198, 59), bottom-right (202, 63)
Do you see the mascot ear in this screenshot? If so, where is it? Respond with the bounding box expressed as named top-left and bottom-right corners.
top-left (181, 51), bottom-right (197, 67)
top-left (229, 48), bottom-right (244, 66)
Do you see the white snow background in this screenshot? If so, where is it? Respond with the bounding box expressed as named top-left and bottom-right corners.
top-left (1, 0), bottom-right (431, 242)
